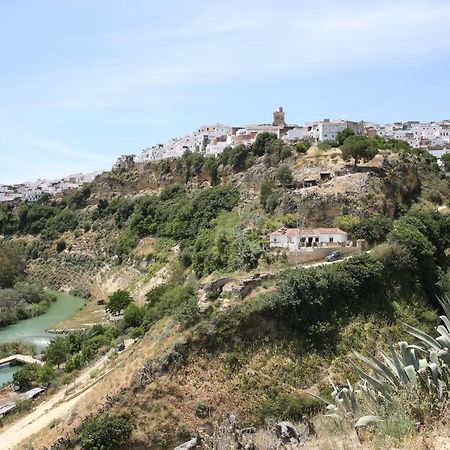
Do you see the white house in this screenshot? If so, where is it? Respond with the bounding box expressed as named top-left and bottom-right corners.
top-left (269, 227), bottom-right (348, 251)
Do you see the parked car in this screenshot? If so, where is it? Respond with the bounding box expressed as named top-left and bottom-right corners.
top-left (325, 250), bottom-right (343, 262)
top-left (116, 342), bottom-right (125, 352)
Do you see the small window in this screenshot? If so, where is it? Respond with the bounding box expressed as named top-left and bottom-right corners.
top-left (329, 237), bottom-right (334, 242)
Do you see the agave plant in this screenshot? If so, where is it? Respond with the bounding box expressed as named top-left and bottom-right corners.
top-left (319, 296), bottom-right (450, 428)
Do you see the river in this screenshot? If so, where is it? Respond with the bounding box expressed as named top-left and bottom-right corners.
top-left (0, 291), bottom-right (85, 385)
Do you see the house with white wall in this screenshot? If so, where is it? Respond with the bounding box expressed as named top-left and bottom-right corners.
top-left (269, 227), bottom-right (348, 252)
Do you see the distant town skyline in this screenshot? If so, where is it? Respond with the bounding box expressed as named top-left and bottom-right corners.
top-left (1, 0), bottom-right (450, 184)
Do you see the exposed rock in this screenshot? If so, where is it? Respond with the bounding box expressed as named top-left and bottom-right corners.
top-left (173, 436), bottom-right (201, 450)
top-left (47, 437), bottom-right (69, 450)
top-left (202, 277), bottom-right (235, 298)
top-left (275, 421), bottom-right (302, 443)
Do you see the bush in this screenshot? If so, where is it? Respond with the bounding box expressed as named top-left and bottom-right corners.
top-left (276, 165), bottom-right (293, 187)
top-left (123, 304), bottom-right (145, 328)
top-left (195, 400), bottom-right (212, 418)
top-left (260, 393), bottom-right (321, 421)
top-left (56, 239), bottom-right (66, 253)
top-left (144, 284), bottom-right (197, 326)
top-left (179, 250), bottom-right (193, 268)
top-left (80, 414), bottom-right (133, 450)
top-left (265, 254), bottom-right (385, 344)
top-left (424, 189), bottom-right (443, 205)
top-left (295, 139), bottom-right (312, 154)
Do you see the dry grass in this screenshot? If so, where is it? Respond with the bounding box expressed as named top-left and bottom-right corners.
top-left (53, 299), bottom-right (109, 329)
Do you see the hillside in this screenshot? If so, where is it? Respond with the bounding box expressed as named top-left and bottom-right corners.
top-left (1, 136), bottom-right (450, 450)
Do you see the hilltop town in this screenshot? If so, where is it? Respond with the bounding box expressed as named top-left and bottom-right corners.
top-left (0, 172), bottom-right (99, 203)
top-left (115, 108), bottom-right (450, 169)
top-left (2, 108), bottom-right (449, 204)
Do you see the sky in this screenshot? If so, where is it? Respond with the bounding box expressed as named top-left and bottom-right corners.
top-left (0, 0), bottom-right (450, 184)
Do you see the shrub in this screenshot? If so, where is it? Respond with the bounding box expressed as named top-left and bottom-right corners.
top-left (195, 400), bottom-right (212, 418)
top-left (80, 414), bottom-right (133, 450)
top-left (56, 239), bottom-right (66, 253)
top-left (179, 249), bottom-right (193, 268)
top-left (123, 304), bottom-right (145, 328)
top-left (276, 165), bottom-right (293, 187)
top-left (425, 189), bottom-right (443, 205)
top-left (295, 139), bottom-right (312, 154)
top-left (260, 393), bottom-right (321, 421)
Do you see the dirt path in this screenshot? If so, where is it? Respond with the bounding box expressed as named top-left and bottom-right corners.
top-left (0, 340), bottom-right (134, 450)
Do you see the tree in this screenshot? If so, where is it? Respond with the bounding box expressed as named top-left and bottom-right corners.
top-left (387, 218), bottom-right (436, 270)
top-left (333, 215), bottom-right (361, 232)
top-left (106, 290), bottom-right (133, 315)
top-left (336, 128), bottom-right (355, 146)
top-left (13, 363), bottom-right (40, 391)
top-left (340, 135), bottom-right (378, 167)
top-left (123, 303), bottom-right (145, 328)
top-left (252, 132), bottom-right (277, 157)
top-left (442, 153), bottom-right (450, 171)
top-left (351, 215), bottom-right (393, 244)
top-left (45, 337), bottom-right (70, 368)
top-left (0, 241), bottom-right (26, 288)
top-left (276, 165), bottom-right (293, 187)
top-left (38, 363), bottom-right (56, 386)
top-left (80, 414), bottom-right (133, 450)
top-left (260, 181), bottom-right (276, 211)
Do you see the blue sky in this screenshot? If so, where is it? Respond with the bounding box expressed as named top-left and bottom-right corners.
top-left (1, 0), bottom-right (450, 184)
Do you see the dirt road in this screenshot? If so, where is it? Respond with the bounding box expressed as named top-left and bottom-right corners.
top-left (0, 340), bottom-right (133, 450)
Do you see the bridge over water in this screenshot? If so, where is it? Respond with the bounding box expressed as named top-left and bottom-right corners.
top-left (0, 354), bottom-right (44, 367)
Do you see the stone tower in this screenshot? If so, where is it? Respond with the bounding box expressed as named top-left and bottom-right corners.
top-left (273, 106), bottom-right (286, 127)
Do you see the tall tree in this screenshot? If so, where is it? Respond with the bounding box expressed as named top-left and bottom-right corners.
top-left (340, 135), bottom-right (378, 167)
top-left (106, 290), bottom-right (133, 315)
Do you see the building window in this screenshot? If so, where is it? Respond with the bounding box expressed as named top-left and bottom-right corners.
top-left (329, 237), bottom-right (334, 242)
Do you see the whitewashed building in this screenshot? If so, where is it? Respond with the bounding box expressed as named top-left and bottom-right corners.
top-left (269, 227), bottom-right (348, 252)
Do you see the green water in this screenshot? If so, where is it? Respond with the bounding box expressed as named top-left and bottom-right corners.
top-left (0, 291), bottom-right (84, 385)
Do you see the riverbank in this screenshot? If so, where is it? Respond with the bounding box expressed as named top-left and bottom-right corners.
top-left (0, 286), bottom-right (57, 329)
top-left (52, 298), bottom-right (109, 330)
top-left (0, 291), bottom-right (85, 385)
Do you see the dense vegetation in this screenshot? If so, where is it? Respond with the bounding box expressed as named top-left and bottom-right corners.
top-left (12, 325), bottom-right (118, 391)
top-left (80, 413), bottom-right (133, 450)
top-left (0, 281), bottom-right (56, 327)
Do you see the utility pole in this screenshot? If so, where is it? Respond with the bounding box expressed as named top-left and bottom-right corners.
top-left (296, 205), bottom-right (301, 267)
top-left (237, 226), bottom-right (244, 271)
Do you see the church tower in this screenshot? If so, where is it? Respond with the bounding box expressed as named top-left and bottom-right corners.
top-left (273, 106), bottom-right (286, 127)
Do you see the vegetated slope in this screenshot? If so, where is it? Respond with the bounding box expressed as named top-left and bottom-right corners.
top-left (2, 137), bottom-right (450, 449)
top-left (19, 144), bottom-right (444, 295)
